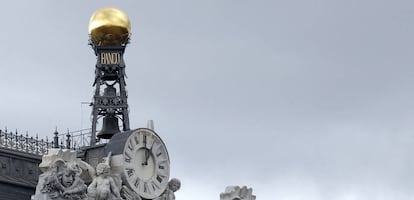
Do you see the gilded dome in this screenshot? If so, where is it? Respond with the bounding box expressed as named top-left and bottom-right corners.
top-left (88, 7), bottom-right (131, 46)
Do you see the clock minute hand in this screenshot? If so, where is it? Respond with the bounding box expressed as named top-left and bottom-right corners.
top-left (143, 138), bottom-right (154, 165)
top-left (143, 149), bottom-right (149, 166)
top-left (142, 135), bottom-right (148, 166)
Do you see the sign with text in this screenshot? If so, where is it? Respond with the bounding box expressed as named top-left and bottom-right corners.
top-left (100, 52), bottom-right (122, 65)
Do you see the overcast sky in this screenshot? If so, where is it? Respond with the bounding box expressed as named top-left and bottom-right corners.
top-left (1, 0), bottom-right (414, 200)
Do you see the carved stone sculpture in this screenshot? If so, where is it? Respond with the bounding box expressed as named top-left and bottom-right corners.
top-left (39, 149), bottom-right (78, 172)
top-left (85, 152), bottom-right (122, 200)
top-left (220, 186), bottom-right (256, 200)
top-left (153, 178), bottom-right (181, 200)
top-left (32, 159), bottom-right (88, 200)
top-left (120, 186), bottom-right (141, 200)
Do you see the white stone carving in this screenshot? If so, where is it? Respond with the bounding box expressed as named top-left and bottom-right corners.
top-left (84, 152), bottom-right (123, 200)
top-left (32, 159), bottom-right (88, 200)
top-left (220, 186), bottom-right (256, 200)
top-left (153, 178), bottom-right (181, 200)
top-left (120, 185), bottom-right (142, 200)
top-left (39, 149), bottom-right (77, 172)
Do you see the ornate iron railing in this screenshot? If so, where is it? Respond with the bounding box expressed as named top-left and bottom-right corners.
top-left (0, 128), bottom-right (108, 155)
top-left (0, 129), bottom-right (52, 155)
top-left (57, 128), bottom-right (108, 150)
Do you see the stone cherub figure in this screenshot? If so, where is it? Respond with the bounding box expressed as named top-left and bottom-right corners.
top-left (153, 178), bottom-right (181, 200)
top-left (85, 152), bottom-right (122, 200)
top-left (32, 159), bottom-right (88, 200)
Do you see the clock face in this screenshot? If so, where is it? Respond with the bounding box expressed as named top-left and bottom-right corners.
top-left (122, 129), bottom-right (170, 199)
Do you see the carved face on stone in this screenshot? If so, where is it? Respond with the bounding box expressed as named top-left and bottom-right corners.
top-left (58, 163), bottom-right (80, 188)
top-left (169, 178), bottom-right (181, 192)
top-left (61, 171), bottom-right (75, 187)
top-left (96, 163), bottom-right (110, 176)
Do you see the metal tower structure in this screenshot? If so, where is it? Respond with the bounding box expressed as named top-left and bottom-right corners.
top-left (88, 8), bottom-right (132, 145)
top-left (90, 45), bottom-right (130, 145)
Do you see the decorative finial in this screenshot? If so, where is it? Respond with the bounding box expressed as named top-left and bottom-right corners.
top-left (88, 7), bottom-right (131, 46)
top-left (66, 129), bottom-right (71, 149)
top-left (147, 120), bottom-right (154, 130)
top-left (53, 128), bottom-right (59, 148)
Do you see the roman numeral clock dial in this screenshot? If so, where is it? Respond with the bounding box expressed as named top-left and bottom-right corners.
top-left (122, 128), bottom-right (170, 199)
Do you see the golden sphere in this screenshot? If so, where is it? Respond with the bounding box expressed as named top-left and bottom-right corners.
top-left (88, 7), bottom-right (131, 46)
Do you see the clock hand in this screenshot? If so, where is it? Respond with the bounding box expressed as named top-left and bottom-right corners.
top-left (143, 149), bottom-right (149, 166)
top-left (143, 134), bottom-right (147, 147)
top-left (143, 137), bottom-right (154, 166)
top-left (142, 135), bottom-right (148, 165)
